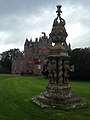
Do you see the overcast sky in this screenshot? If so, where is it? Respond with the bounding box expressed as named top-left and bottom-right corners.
top-left (0, 0), bottom-right (90, 53)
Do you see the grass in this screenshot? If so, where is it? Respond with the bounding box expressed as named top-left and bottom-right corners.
top-left (0, 76), bottom-right (90, 120)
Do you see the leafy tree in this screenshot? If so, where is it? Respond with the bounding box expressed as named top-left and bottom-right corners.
top-left (0, 48), bottom-right (21, 73)
top-left (70, 48), bottom-right (90, 80)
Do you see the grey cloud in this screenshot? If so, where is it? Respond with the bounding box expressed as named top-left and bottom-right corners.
top-left (64, 0), bottom-right (90, 6)
top-left (0, 0), bottom-right (90, 52)
top-left (0, 0), bottom-right (57, 16)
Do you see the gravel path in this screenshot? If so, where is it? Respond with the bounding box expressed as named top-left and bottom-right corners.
top-left (0, 74), bottom-right (20, 76)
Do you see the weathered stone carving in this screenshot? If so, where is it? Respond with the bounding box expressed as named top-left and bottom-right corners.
top-left (32, 5), bottom-right (87, 110)
top-left (50, 5), bottom-right (68, 44)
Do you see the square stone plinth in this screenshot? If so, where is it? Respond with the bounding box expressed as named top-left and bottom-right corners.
top-left (32, 85), bottom-right (87, 110)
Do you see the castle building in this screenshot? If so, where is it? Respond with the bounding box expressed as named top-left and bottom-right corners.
top-left (12, 33), bottom-right (52, 75)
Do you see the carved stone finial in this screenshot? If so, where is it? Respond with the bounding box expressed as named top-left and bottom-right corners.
top-left (49, 5), bottom-right (68, 44)
top-left (56, 5), bottom-right (62, 18)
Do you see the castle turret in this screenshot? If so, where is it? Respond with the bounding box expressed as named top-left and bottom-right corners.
top-left (24, 38), bottom-right (33, 73)
top-left (24, 38), bottom-right (29, 48)
top-left (11, 51), bottom-right (23, 74)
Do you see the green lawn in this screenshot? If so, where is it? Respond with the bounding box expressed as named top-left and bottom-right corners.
top-left (0, 76), bottom-right (90, 120)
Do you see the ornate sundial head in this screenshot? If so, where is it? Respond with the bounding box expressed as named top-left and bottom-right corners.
top-left (49, 5), bottom-right (68, 45)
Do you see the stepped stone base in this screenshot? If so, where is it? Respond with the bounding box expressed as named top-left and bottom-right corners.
top-left (32, 85), bottom-right (87, 110)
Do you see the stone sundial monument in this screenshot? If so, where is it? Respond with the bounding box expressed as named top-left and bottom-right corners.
top-left (32, 5), bottom-right (87, 109)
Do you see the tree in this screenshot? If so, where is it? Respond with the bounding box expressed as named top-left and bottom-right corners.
top-left (0, 48), bottom-right (21, 73)
top-left (70, 48), bottom-right (90, 80)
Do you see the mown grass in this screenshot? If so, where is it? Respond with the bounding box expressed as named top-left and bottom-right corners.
top-left (0, 76), bottom-right (90, 120)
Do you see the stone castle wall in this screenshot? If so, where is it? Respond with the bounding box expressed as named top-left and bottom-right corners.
top-left (12, 33), bottom-right (52, 75)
